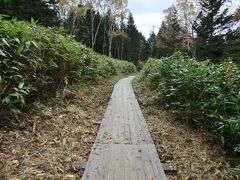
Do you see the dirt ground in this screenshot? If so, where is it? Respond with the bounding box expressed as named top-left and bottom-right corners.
top-left (0, 77), bottom-right (121, 179)
top-left (1, 76), bottom-right (238, 180)
top-left (133, 78), bottom-right (238, 180)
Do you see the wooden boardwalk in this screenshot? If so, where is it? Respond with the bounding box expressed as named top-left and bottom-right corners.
top-left (82, 77), bottom-right (166, 180)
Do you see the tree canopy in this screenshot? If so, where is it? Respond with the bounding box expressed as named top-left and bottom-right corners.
top-left (1, 0), bottom-right (240, 64)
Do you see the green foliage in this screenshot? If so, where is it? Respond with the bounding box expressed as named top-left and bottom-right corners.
top-left (193, 0), bottom-right (232, 61)
top-left (235, 144), bottom-right (240, 153)
top-left (140, 52), bottom-right (240, 152)
top-left (120, 13), bottom-right (147, 63)
top-left (0, 0), bottom-right (60, 27)
top-left (0, 17), bottom-right (135, 122)
top-left (224, 30), bottom-right (240, 64)
top-left (155, 6), bottom-right (186, 57)
top-left (230, 167), bottom-right (240, 176)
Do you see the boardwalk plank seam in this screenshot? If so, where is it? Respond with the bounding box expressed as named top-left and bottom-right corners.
top-left (82, 77), bottom-right (166, 180)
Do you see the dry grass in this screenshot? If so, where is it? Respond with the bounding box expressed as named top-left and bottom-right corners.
top-left (0, 76), bottom-right (121, 179)
top-left (133, 78), bottom-right (237, 180)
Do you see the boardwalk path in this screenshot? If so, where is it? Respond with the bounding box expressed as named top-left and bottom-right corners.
top-left (82, 77), bottom-right (166, 180)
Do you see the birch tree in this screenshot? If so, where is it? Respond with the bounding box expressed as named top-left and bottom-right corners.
top-left (113, 30), bottom-right (128, 59)
top-left (59, 0), bottom-right (88, 34)
top-left (176, 0), bottom-right (199, 52)
top-left (106, 0), bottom-right (128, 57)
top-left (85, 0), bottom-right (106, 49)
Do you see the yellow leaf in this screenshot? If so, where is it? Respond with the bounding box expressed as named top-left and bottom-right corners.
top-left (64, 77), bottom-right (68, 86)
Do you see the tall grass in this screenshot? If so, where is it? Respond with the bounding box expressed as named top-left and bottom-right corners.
top-left (140, 52), bottom-right (240, 152)
top-left (0, 17), bottom-right (135, 123)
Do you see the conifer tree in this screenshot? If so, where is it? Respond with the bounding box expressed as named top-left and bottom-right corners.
top-left (0, 0), bottom-right (60, 27)
top-left (155, 6), bottom-right (185, 57)
top-left (193, 0), bottom-right (232, 61)
top-left (124, 13), bottom-right (146, 63)
top-left (224, 7), bottom-right (240, 63)
top-left (146, 30), bottom-right (157, 57)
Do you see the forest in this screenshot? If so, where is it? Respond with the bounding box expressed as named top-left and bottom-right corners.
top-left (1, 0), bottom-right (240, 63)
top-left (0, 0), bottom-right (240, 179)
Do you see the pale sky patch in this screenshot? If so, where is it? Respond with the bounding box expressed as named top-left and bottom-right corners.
top-left (133, 13), bottom-right (164, 37)
top-left (128, 0), bottom-right (240, 39)
top-left (128, 0), bottom-right (175, 38)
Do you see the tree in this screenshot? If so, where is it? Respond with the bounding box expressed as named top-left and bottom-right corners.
top-left (59, 0), bottom-right (88, 34)
top-left (177, 0), bottom-right (198, 34)
top-left (233, 7), bottom-right (240, 23)
top-left (0, 0), bottom-right (60, 27)
top-left (113, 30), bottom-right (128, 59)
top-left (224, 7), bottom-right (240, 63)
top-left (85, 0), bottom-right (112, 50)
top-left (176, 0), bottom-right (199, 53)
top-left (146, 29), bottom-right (157, 57)
top-left (106, 0), bottom-right (128, 57)
top-left (155, 5), bottom-right (185, 57)
top-left (112, 18), bottom-right (128, 59)
top-left (193, 0), bottom-right (232, 61)
top-left (101, 11), bottom-right (110, 55)
top-left (74, 9), bottom-right (95, 48)
top-left (124, 13), bottom-right (147, 63)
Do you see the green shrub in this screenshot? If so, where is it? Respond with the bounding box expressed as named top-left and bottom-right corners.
top-left (140, 52), bottom-right (240, 152)
top-left (0, 17), bottom-right (135, 122)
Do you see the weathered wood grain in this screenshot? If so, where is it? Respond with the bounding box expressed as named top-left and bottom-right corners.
top-left (82, 76), bottom-right (166, 180)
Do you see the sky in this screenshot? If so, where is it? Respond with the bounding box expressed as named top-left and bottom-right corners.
top-left (128, 0), bottom-right (240, 39)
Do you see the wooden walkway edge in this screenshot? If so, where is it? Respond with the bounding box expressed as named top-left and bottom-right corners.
top-left (82, 76), bottom-right (166, 180)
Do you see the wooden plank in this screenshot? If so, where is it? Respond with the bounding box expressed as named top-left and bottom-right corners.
top-left (82, 144), bottom-right (166, 180)
top-left (82, 77), bottom-right (166, 180)
top-left (94, 77), bottom-right (153, 145)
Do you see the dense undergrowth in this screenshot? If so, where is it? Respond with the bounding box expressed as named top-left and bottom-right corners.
top-left (0, 17), bottom-right (135, 124)
top-left (139, 52), bottom-right (240, 154)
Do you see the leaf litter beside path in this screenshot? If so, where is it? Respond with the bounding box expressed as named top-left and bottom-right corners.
top-left (0, 76), bottom-right (121, 179)
top-left (133, 78), bottom-right (237, 180)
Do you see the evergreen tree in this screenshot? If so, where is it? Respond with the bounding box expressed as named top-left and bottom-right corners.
top-left (74, 9), bottom-right (93, 48)
top-left (224, 7), bottom-right (240, 63)
top-left (0, 0), bottom-right (60, 27)
top-left (193, 0), bottom-right (232, 61)
top-left (124, 13), bottom-right (147, 63)
top-left (224, 30), bottom-right (240, 63)
top-left (146, 30), bottom-right (157, 57)
top-left (155, 6), bottom-right (185, 57)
